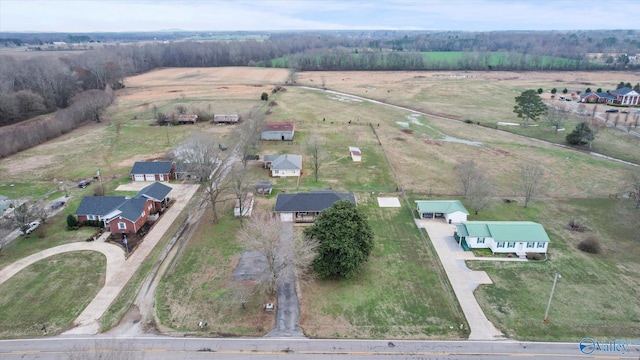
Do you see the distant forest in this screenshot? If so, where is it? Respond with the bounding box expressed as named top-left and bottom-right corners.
top-left (1, 29), bottom-right (639, 128)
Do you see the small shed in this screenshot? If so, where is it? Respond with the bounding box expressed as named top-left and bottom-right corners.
top-left (349, 146), bottom-right (362, 162)
top-left (255, 181), bottom-right (272, 195)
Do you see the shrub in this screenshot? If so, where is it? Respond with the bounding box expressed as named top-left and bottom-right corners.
top-left (66, 214), bottom-right (79, 228)
top-left (577, 236), bottom-right (602, 254)
top-left (526, 252), bottom-right (544, 260)
top-left (566, 218), bottom-right (588, 232)
top-left (261, 92), bottom-right (269, 101)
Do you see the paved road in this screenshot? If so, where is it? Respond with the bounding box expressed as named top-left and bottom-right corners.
top-left (1, 336), bottom-right (638, 359)
top-left (265, 222), bottom-right (304, 337)
top-left (416, 219), bottom-right (504, 340)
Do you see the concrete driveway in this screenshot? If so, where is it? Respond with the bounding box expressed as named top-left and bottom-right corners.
top-left (416, 219), bottom-right (504, 340)
top-left (0, 183), bottom-right (199, 335)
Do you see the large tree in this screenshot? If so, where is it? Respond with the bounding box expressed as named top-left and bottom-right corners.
top-left (307, 137), bottom-right (325, 183)
top-left (566, 122), bottom-right (594, 147)
top-left (514, 89), bottom-right (547, 127)
top-left (304, 200), bottom-right (374, 278)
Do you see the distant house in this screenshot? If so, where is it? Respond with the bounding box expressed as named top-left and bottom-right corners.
top-left (274, 190), bottom-right (356, 222)
top-left (177, 114), bottom-right (198, 124)
top-left (415, 200), bottom-right (469, 223)
top-left (609, 87), bottom-right (640, 106)
top-left (75, 182), bottom-right (173, 235)
top-left (255, 181), bottom-right (272, 195)
top-left (454, 221), bottom-right (550, 256)
top-left (263, 154), bottom-right (302, 177)
top-left (234, 193), bottom-right (254, 217)
top-left (213, 114), bottom-right (239, 125)
top-left (130, 162), bottom-right (175, 182)
top-left (261, 121), bottom-right (295, 141)
top-left (349, 146), bottom-right (362, 162)
top-left (579, 92), bottom-right (615, 104)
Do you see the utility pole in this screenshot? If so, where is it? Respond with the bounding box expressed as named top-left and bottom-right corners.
top-left (543, 273), bottom-right (561, 322)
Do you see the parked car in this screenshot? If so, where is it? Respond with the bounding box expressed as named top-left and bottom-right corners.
top-left (78, 179), bottom-right (92, 188)
top-left (51, 201), bottom-right (66, 210)
top-left (19, 221), bottom-right (40, 235)
top-left (605, 109), bottom-right (619, 113)
top-left (219, 143), bottom-right (228, 151)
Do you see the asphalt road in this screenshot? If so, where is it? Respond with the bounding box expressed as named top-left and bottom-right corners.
top-left (1, 336), bottom-right (639, 359)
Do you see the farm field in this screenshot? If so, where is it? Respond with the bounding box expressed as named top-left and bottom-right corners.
top-left (1, 67), bottom-right (639, 341)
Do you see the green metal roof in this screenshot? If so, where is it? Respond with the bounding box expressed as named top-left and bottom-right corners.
top-left (458, 221), bottom-right (550, 242)
top-left (415, 200), bottom-right (469, 215)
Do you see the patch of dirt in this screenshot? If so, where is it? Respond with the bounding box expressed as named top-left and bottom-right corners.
top-left (393, 137), bottom-right (406, 142)
top-left (400, 129), bottom-right (414, 134)
top-left (114, 153), bottom-right (168, 169)
top-left (423, 139), bottom-right (442, 146)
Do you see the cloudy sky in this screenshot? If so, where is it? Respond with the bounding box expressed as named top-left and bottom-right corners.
top-left (1, 0), bottom-right (638, 33)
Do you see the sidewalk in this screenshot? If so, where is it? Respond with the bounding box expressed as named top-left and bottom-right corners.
top-left (416, 219), bottom-right (504, 340)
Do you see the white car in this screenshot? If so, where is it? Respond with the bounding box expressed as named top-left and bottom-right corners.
top-left (20, 221), bottom-right (40, 235)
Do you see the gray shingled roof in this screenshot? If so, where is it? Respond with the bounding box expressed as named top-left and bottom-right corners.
top-left (76, 196), bottom-right (128, 216)
top-left (116, 198), bottom-right (149, 222)
top-left (611, 87), bottom-right (635, 96)
top-left (266, 154), bottom-right (302, 171)
top-left (130, 161), bottom-right (173, 175)
top-left (274, 191), bottom-right (355, 212)
top-left (135, 182), bottom-right (172, 201)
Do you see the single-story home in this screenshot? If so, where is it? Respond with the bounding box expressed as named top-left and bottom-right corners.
top-left (454, 221), bottom-right (550, 255)
top-left (76, 182), bottom-right (172, 234)
top-left (130, 161), bottom-right (175, 182)
top-left (415, 200), bottom-right (469, 223)
top-left (261, 121), bottom-right (295, 141)
top-left (176, 114), bottom-right (198, 124)
top-left (274, 190), bottom-right (356, 222)
top-left (349, 146), bottom-right (362, 162)
top-left (263, 154), bottom-right (302, 177)
top-left (234, 193), bottom-right (254, 217)
top-left (213, 114), bottom-right (239, 125)
top-left (579, 91), bottom-right (615, 104)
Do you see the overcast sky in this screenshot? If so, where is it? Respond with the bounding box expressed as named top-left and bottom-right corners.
top-left (1, 0), bottom-right (639, 33)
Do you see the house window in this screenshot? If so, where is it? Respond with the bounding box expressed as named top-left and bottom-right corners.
top-left (537, 242), bottom-right (546, 248)
top-left (274, 170), bottom-right (279, 174)
top-left (118, 222), bottom-right (126, 230)
top-left (87, 215), bottom-right (95, 220)
top-left (527, 242), bottom-right (535, 248)
top-left (497, 242), bottom-right (505, 248)
top-left (507, 242), bottom-right (515, 248)
top-left (477, 238), bottom-right (485, 244)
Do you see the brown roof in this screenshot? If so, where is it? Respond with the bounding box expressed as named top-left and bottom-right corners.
top-left (263, 121), bottom-right (294, 132)
top-left (177, 115), bottom-right (198, 121)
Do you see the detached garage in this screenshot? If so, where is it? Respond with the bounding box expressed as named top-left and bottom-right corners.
top-left (130, 162), bottom-right (175, 182)
top-left (415, 200), bottom-right (469, 223)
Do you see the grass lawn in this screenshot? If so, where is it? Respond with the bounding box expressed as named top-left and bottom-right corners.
top-left (0, 251), bottom-right (105, 338)
top-left (300, 194), bottom-right (464, 339)
top-left (155, 205), bottom-right (275, 336)
top-left (466, 198), bottom-right (640, 341)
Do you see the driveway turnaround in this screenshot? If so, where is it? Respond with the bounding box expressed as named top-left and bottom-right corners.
top-left (416, 219), bottom-right (504, 340)
top-left (0, 183), bottom-right (199, 335)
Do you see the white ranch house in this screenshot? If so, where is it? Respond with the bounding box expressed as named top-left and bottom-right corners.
top-left (263, 154), bottom-right (302, 177)
top-left (415, 200), bottom-right (469, 223)
top-left (454, 221), bottom-right (551, 256)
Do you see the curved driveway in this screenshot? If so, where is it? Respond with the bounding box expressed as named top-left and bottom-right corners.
top-left (0, 183), bottom-right (200, 335)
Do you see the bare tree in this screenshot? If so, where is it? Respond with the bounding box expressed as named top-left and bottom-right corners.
top-left (320, 75), bottom-right (327, 90)
top-left (546, 104), bottom-right (568, 134)
top-left (307, 138), bottom-right (325, 183)
top-left (173, 133), bottom-right (232, 223)
top-left (519, 163), bottom-right (545, 208)
top-left (623, 168), bottom-right (640, 208)
top-left (467, 173), bottom-right (495, 215)
top-left (13, 200), bottom-right (46, 233)
top-left (455, 159), bottom-right (478, 197)
top-left (225, 281), bottom-right (256, 310)
top-left (238, 210), bottom-right (286, 294)
top-left (234, 106), bottom-right (265, 168)
top-left (231, 165), bottom-right (253, 226)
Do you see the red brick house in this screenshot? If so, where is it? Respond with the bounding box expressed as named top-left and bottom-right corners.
top-left (75, 182), bottom-right (172, 235)
top-left (610, 87), bottom-right (640, 106)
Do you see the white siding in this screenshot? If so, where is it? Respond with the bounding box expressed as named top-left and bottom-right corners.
top-left (134, 174), bottom-right (145, 181)
top-left (445, 211), bottom-right (468, 223)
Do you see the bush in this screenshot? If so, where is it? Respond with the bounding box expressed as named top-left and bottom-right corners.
top-left (261, 92), bottom-right (269, 101)
top-left (66, 214), bottom-right (79, 228)
top-left (82, 220), bottom-right (103, 228)
top-left (577, 237), bottom-right (602, 254)
top-left (566, 218), bottom-right (588, 232)
top-left (526, 252), bottom-right (544, 260)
